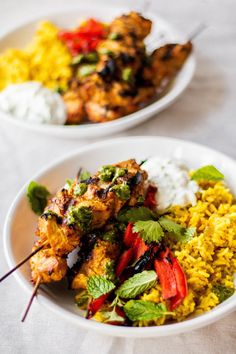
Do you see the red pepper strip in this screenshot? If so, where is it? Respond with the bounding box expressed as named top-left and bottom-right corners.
top-left (115, 248), bottom-right (134, 278)
top-left (123, 223), bottom-right (148, 260)
top-left (154, 258), bottom-right (177, 299)
top-left (86, 293), bottom-right (109, 319)
top-left (169, 254), bottom-right (188, 310)
top-left (144, 185), bottom-right (157, 210)
top-left (123, 223), bottom-right (139, 247)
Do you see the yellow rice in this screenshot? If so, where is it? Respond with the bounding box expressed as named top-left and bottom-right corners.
top-left (0, 21), bottom-right (72, 91)
top-left (138, 181), bottom-right (236, 326)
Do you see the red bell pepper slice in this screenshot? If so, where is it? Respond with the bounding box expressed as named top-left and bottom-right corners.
top-left (123, 223), bottom-right (148, 260)
top-left (169, 254), bottom-right (188, 310)
top-left (115, 248), bottom-right (134, 277)
top-left (154, 258), bottom-right (177, 299)
top-left (144, 185), bottom-right (157, 210)
top-left (86, 293), bottom-right (108, 319)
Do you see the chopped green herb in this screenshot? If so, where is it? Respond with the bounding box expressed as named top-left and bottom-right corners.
top-left (77, 64), bottom-right (97, 78)
top-left (80, 170), bottom-right (91, 181)
top-left (75, 289), bottom-right (89, 309)
top-left (74, 183), bottom-right (87, 196)
top-left (137, 196), bottom-right (145, 204)
top-left (122, 67), bottom-right (133, 83)
top-left (100, 165), bottom-right (116, 181)
top-left (108, 32), bottom-right (121, 40)
top-left (27, 181), bottom-right (50, 215)
top-left (212, 285), bottom-right (235, 303)
top-left (117, 206), bottom-right (155, 223)
top-left (87, 275), bottom-right (115, 299)
top-left (191, 165), bottom-right (224, 181)
top-left (105, 260), bottom-right (116, 282)
top-left (64, 178), bottom-right (73, 190)
top-left (54, 86), bottom-right (64, 94)
top-left (98, 48), bottom-right (114, 56)
top-left (112, 168), bottom-right (127, 182)
top-left (71, 54), bottom-right (84, 65)
top-left (111, 183), bottom-right (131, 200)
top-left (102, 230), bottom-right (117, 242)
top-left (124, 300), bottom-right (173, 321)
top-left (67, 205), bottom-right (92, 231)
top-left (116, 271), bottom-right (157, 299)
top-left (133, 220), bottom-right (164, 244)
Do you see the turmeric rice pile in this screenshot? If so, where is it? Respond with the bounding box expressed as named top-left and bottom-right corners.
top-left (138, 181), bottom-right (236, 326)
top-left (0, 21), bottom-right (72, 91)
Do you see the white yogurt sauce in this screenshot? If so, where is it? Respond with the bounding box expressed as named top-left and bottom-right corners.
top-left (143, 157), bottom-right (199, 212)
top-left (0, 82), bottom-right (67, 125)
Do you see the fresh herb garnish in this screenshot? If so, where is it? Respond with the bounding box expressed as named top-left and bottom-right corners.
top-left (27, 181), bottom-right (50, 215)
top-left (77, 64), bottom-right (97, 78)
top-left (105, 260), bottom-right (116, 282)
top-left (133, 220), bottom-right (164, 244)
top-left (116, 270), bottom-right (157, 299)
top-left (117, 206), bottom-right (155, 223)
top-left (67, 205), bottom-right (92, 231)
top-left (108, 32), bottom-right (121, 40)
top-left (122, 67), bottom-right (133, 83)
top-left (64, 178), bottom-right (73, 190)
top-left (80, 170), bottom-right (91, 181)
top-left (212, 285), bottom-right (235, 303)
top-left (111, 184), bottom-right (131, 200)
top-left (102, 230), bottom-right (117, 242)
top-left (124, 300), bottom-right (173, 321)
top-left (87, 275), bottom-right (115, 299)
top-left (75, 289), bottom-right (89, 309)
top-left (159, 217), bottom-right (195, 243)
top-left (191, 165), bottom-right (224, 181)
top-left (74, 183), bottom-right (87, 196)
top-left (112, 168), bottom-right (127, 182)
top-left (100, 165), bottom-right (116, 182)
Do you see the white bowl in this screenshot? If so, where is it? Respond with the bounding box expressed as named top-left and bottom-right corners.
top-left (0, 5), bottom-right (195, 139)
top-left (3, 136), bottom-right (236, 337)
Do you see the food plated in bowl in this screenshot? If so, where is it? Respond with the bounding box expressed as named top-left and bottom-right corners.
top-left (3, 137), bottom-right (236, 337)
top-left (0, 6), bottom-right (195, 138)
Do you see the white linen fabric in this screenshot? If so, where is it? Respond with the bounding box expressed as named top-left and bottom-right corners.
top-left (0, 0), bottom-right (235, 353)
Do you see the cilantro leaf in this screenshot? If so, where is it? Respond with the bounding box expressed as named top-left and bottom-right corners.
top-left (191, 165), bottom-right (224, 181)
top-left (124, 300), bottom-right (172, 321)
top-left (158, 217), bottom-right (195, 243)
top-left (133, 220), bottom-right (164, 243)
top-left (27, 181), bottom-right (50, 215)
top-left (87, 275), bottom-right (115, 299)
top-left (116, 271), bottom-right (157, 299)
top-left (212, 285), bottom-right (235, 303)
top-left (117, 206), bottom-right (156, 223)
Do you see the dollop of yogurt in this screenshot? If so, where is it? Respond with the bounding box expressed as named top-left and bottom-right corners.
top-left (0, 82), bottom-right (67, 125)
top-left (143, 157), bottom-right (199, 212)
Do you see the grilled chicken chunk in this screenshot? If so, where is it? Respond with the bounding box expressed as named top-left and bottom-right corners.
top-left (30, 159), bottom-right (147, 284)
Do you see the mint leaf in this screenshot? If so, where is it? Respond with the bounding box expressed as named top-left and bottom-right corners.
top-left (87, 275), bottom-right (115, 299)
top-left (116, 271), bottom-right (157, 299)
top-left (133, 220), bottom-right (164, 243)
top-left (27, 181), bottom-right (50, 215)
top-left (158, 217), bottom-right (195, 243)
top-left (191, 165), bottom-right (224, 181)
top-left (117, 206), bottom-right (155, 223)
top-left (101, 310), bottom-right (124, 323)
top-left (212, 285), bottom-right (235, 303)
top-left (124, 300), bottom-right (172, 321)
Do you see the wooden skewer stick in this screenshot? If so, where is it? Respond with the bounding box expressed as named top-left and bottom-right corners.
top-left (0, 241), bottom-right (47, 283)
top-left (21, 277), bottom-right (41, 322)
top-left (188, 23), bottom-right (207, 41)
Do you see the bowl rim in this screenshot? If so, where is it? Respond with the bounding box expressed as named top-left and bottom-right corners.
top-left (3, 136), bottom-right (236, 337)
top-left (0, 6), bottom-right (196, 137)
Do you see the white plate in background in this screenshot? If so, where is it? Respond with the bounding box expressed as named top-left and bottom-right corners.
top-left (0, 5), bottom-right (195, 139)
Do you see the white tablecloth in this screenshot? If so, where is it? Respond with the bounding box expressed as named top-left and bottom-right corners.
top-left (0, 0), bottom-right (235, 353)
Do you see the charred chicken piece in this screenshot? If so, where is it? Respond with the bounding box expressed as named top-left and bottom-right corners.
top-left (63, 90), bottom-right (84, 124)
top-left (144, 41), bottom-right (193, 91)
